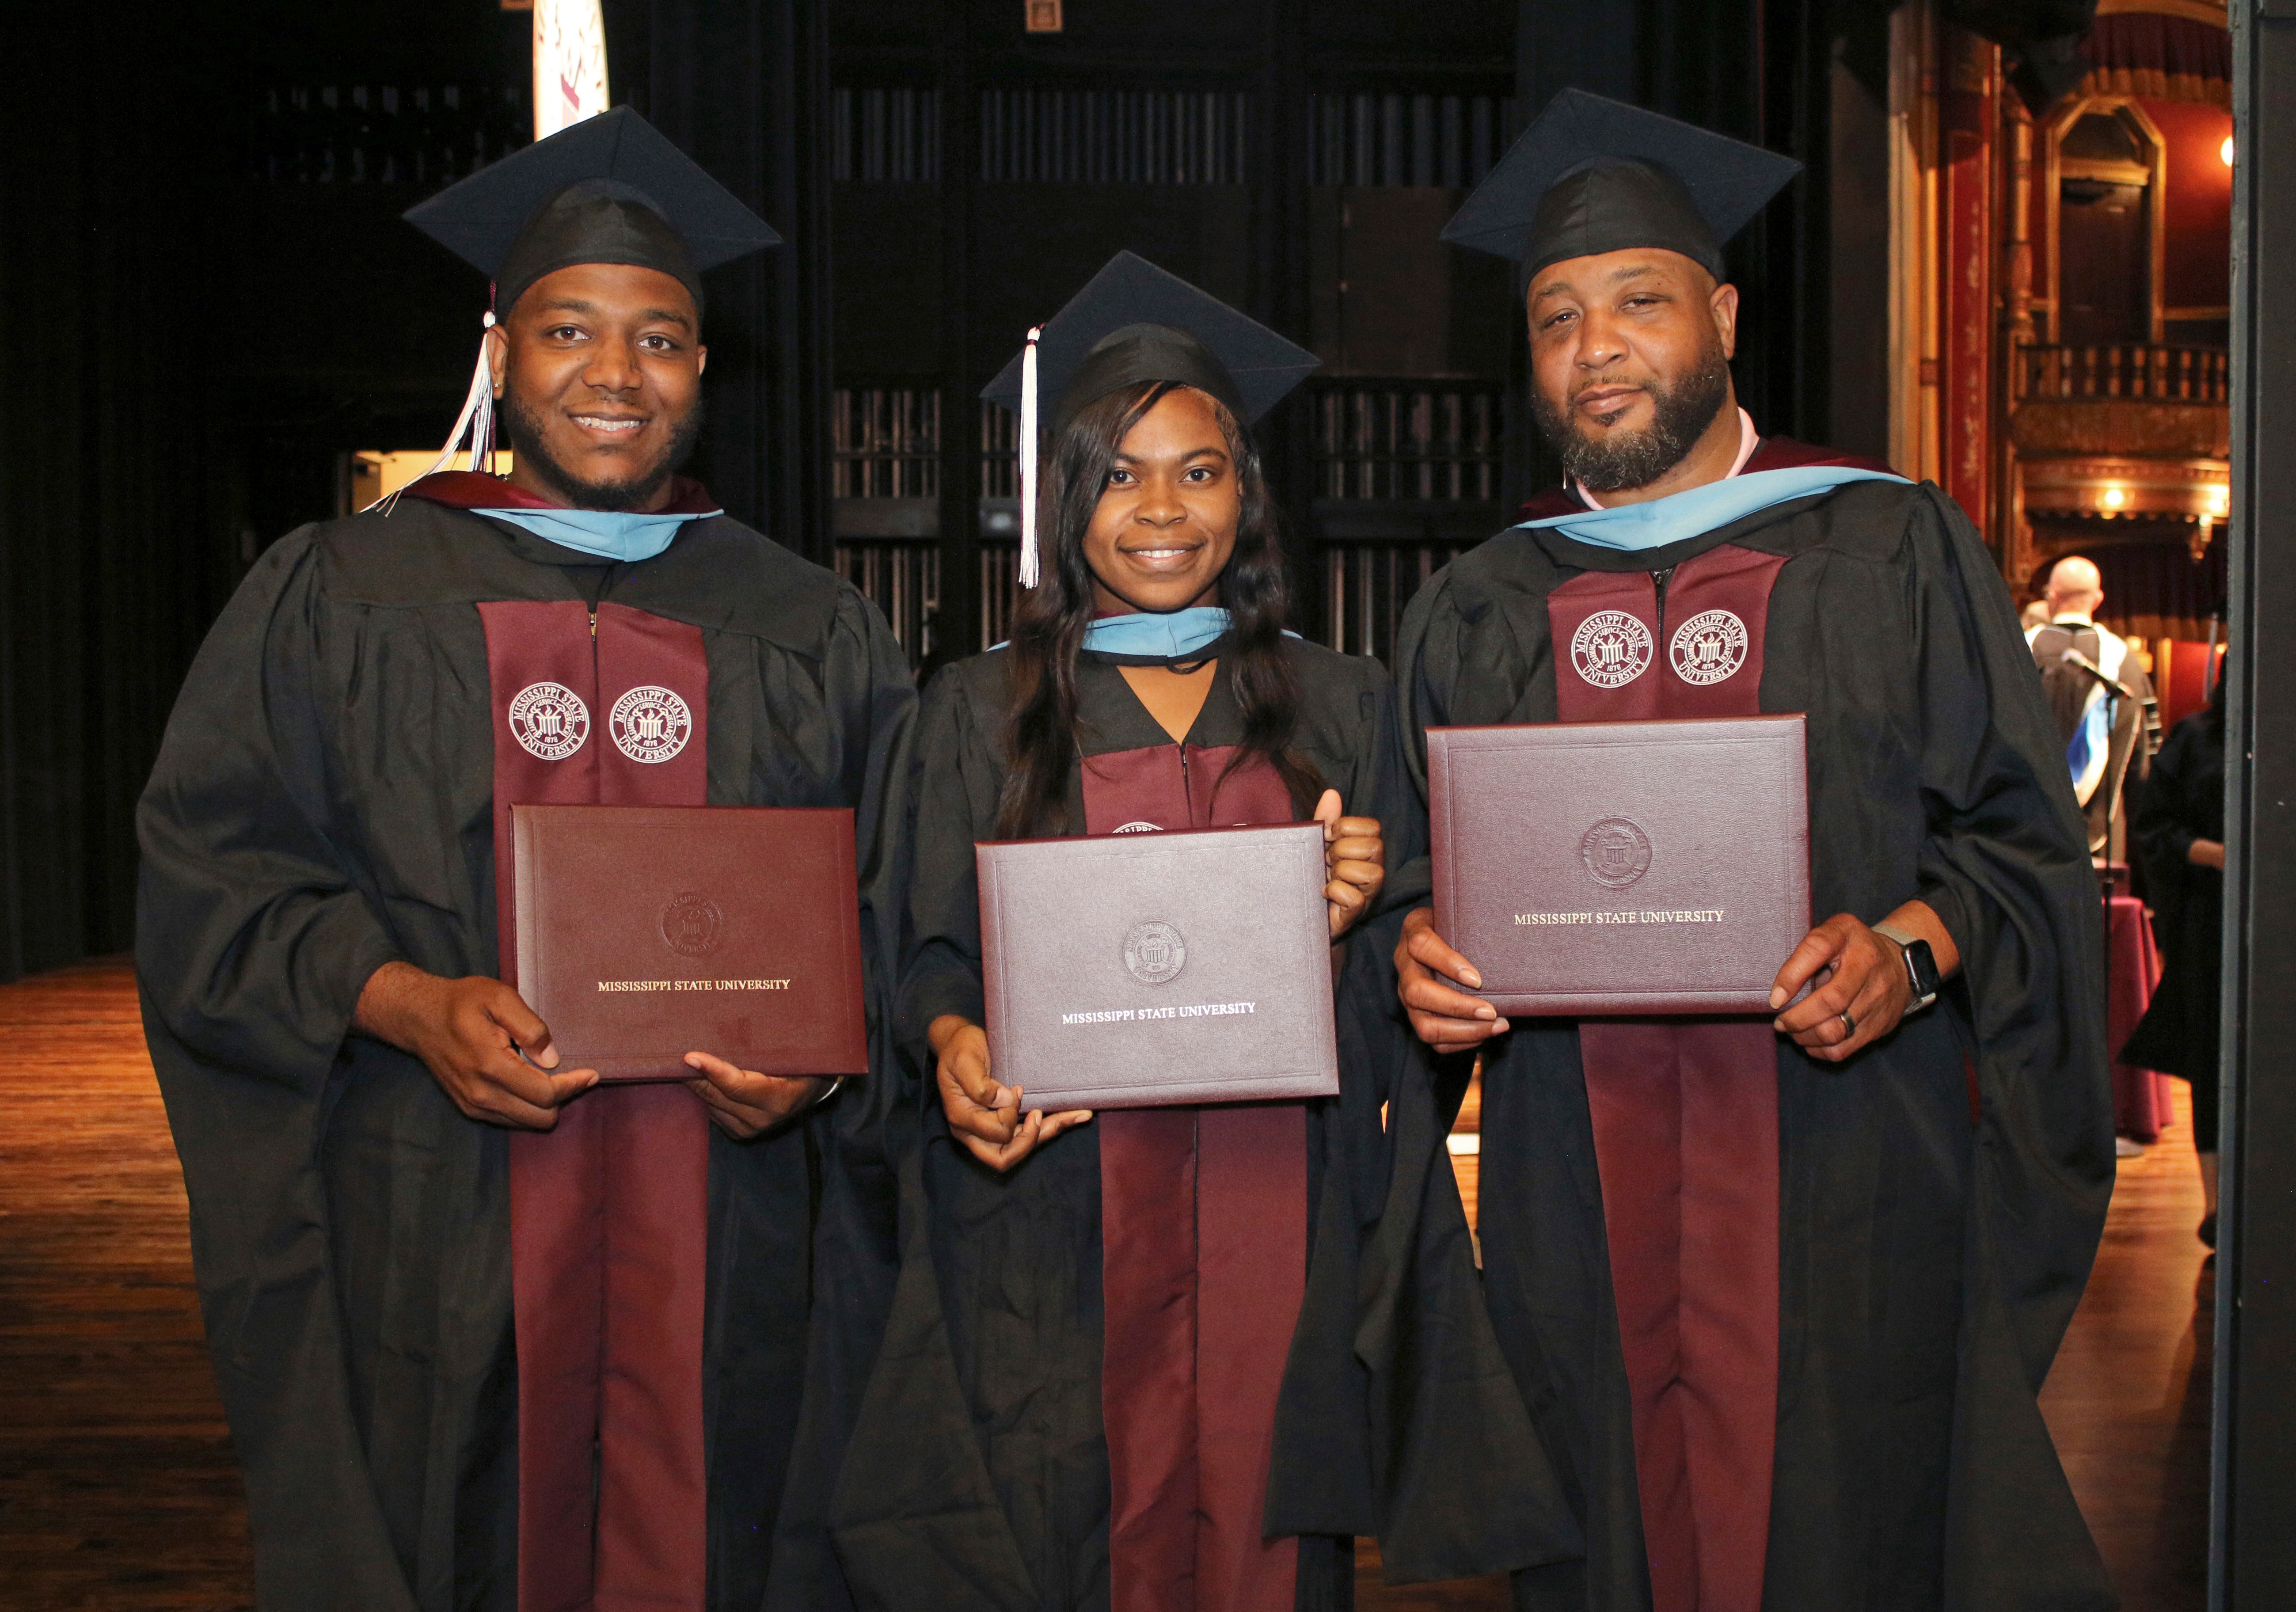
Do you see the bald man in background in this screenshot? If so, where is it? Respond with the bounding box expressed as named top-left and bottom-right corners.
top-left (2028, 555), bottom-right (2155, 862)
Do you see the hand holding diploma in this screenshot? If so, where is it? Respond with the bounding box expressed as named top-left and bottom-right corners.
top-left (356, 961), bottom-right (599, 1129)
top-left (931, 1012), bottom-right (1094, 1172)
top-left (680, 1053), bottom-right (830, 1140)
top-left (1316, 788), bottom-right (1385, 938)
top-left (1768, 901), bottom-right (1959, 1062)
top-left (1394, 908), bottom-right (1511, 1049)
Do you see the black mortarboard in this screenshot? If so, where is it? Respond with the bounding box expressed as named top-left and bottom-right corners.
top-left (403, 106), bottom-right (780, 316)
top-left (982, 251), bottom-right (1319, 434)
top-left (981, 251), bottom-right (1319, 587)
top-left (1441, 89), bottom-right (1802, 281)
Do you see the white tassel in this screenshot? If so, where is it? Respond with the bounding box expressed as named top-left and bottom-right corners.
top-left (1019, 324), bottom-right (1043, 588)
top-left (373, 311), bottom-right (500, 513)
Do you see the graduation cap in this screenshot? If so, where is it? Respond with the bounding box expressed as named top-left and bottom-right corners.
top-left (404, 105), bottom-right (780, 316)
top-left (1441, 89), bottom-right (1802, 281)
top-left (389, 107), bottom-right (779, 502)
top-left (982, 251), bottom-right (1319, 585)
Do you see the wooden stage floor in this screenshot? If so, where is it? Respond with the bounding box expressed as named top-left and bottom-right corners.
top-left (0, 958), bottom-right (2210, 1609)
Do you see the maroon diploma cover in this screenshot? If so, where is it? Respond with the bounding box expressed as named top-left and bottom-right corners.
top-left (975, 822), bottom-right (1337, 1111)
top-left (1428, 713), bottom-right (1810, 1015)
top-left (511, 803), bottom-right (868, 1083)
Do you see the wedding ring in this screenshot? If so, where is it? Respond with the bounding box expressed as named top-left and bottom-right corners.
top-left (1838, 1008), bottom-right (1858, 1038)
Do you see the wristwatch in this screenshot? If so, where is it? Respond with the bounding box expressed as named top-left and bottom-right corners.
top-left (1872, 921), bottom-right (1941, 1013)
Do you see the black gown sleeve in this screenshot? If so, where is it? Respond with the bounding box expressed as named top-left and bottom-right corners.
top-left (1902, 488), bottom-right (2113, 1369)
top-left (134, 531), bottom-right (421, 1611)
top-left (894, 663), bottom-right (1004, 1060)
top-left (2133, 719), bottom-right (2202, 879)
top-left (1893, 490), bottom-right (2116, 1597)
top-left (1320, 618), bottom-right (1579, 1585)
top-left (762, 588), bottom-right (925, 1612)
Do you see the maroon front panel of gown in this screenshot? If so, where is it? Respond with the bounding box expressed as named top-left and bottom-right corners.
top-left (1546, 544), bottom-right (1791, 1612)
top-left (1079, 744), bottom-right (1307, 1612)
top-left (480, 600), bottom-right (714, 1612)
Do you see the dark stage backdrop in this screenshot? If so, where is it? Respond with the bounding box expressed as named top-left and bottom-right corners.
top-left (0, 4), bottom-right (238, 982)
top-left (0, 0), bottom-right (830, 985)
top-left (0, 0), bottom-right (1866, 982)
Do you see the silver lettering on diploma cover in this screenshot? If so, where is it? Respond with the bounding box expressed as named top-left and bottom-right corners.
top-left (610, 685), bottom-right (694, 764)
top-left (659, 891), bottom-right (725, 957)
top-left (1669, 609), bottom-right (1749, 685)
top-left (1122, 920), bottom-right (1187, 985)
top-left (1580, 817), bottom-right (1654, 889)
top-left (1569, 610), bottom-right (1654, 688)
top-left (508, 681), bottom-right (591, 761)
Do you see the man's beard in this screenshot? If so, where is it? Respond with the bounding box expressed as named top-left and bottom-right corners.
top-left (1531, 344), bottom-right (1733, 495)
top-left (499, 388), bottom-right (705, 512)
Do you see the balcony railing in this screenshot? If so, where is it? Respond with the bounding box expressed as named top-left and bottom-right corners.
top-left (831, 387), bottom-right (941, 500)
top-left (1310, 380), bottom-right (1506, 502)
top-left (243, 84), bottom-right (529, 185)
top-left (2015, 343), bottom-right (2230, 405)
top-left (833, 540), bottom-right (941, 668)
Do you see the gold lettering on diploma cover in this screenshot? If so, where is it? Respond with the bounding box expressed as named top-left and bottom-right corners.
top-left (1512, 909), bottom-right (1726, 926)
top-left (597, 979), bottom-right (794, 991)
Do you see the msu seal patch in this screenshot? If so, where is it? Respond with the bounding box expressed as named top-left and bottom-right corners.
top-left (1122, 920), bottom-right (1187, 985)
top-left (507, 681), bottom-right (590, 762)
top-left (660, 891), bottom-right (724, 957)
top-left (1580, 817), bottom-right (1654, 890)
top-left (1669, 609), bottom-right (1749, 686)
top-left (610, 685), bottom-right (693, 764)
top-left (1569, 610), bottom-right (1654, 689)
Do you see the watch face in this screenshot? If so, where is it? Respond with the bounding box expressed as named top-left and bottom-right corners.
top-left (1903, 938), bottom-right (1941, 1000)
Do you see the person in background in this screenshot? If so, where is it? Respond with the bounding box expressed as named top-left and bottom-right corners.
top-left (2027, 553), bottom-right (2157, 864)
top-left (2123, 661), bottom-right (2228, 1247)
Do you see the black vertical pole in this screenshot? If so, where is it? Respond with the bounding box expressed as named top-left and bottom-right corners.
top-left (646, 0), bottom-right (834, 564)
top-left (935, 11), bottom-right (982, 660)
top-left (2216, 1), bottom-right (2296, 1604)
top-left (1255, 0), bottom-right (1318, 639)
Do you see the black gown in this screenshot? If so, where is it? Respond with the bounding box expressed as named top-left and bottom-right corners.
top-left (822, 637), bottom-right (1568, 1611)
top-left (135, 496), bottom-right (916, 1612)
top-left (2121, 707), bottom-right (2226, 1147)
top-left (1385, 479), bottom-right (2117, 1609)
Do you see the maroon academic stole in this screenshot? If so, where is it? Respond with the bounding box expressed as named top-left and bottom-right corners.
top-left (1079, 745), bottom-right (1306, 1612)
top-left (1545, 543), bottom-right (1790, 1612)
top-left (479, 600), bottom-right (712, 1612)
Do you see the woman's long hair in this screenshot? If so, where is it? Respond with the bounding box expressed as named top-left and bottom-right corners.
top-left (994, 380), bottom-right (1320, 838)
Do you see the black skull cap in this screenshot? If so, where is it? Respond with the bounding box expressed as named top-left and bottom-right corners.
top-left (402, 106), bottom-right (779, 316)
top-left (1441, 89), bottom-right (1802, 280)
top-left (981, 251), bottom-right (1320, 433)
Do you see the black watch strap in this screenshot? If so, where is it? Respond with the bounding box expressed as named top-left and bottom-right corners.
top-left (1873, 921), bottom-right (1940, 1011)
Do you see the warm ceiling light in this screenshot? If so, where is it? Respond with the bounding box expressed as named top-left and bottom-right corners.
top-left (2224, 135), bottom-right (2236, 167)
top-left (2102, 486), bottom-right (2128, 509)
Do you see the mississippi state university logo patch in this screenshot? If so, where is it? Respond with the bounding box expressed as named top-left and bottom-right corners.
top-left (609, 685), bottom-right (693, 764)
top-left (1580, 817), bottom-right (1654, 890)
top-left (1122, 920), bottom-right (1187, 985)
top-left (1669, 609), bottom-right (1749, 686)
top-left (507, 681), bottom-right (590, 762)
top-left (660, 891), bottom-right (724, 957)
top-left (1569, 610), bottom-right (1654, 689)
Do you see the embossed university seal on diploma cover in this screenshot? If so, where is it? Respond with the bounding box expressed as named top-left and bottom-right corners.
top-left (1427, 715), bottom-right (1811, 1015)
top-left (511, 804), bottom-right (869, 1081)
